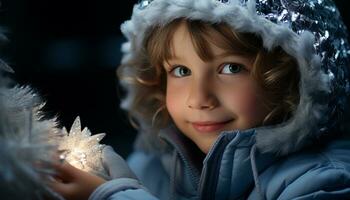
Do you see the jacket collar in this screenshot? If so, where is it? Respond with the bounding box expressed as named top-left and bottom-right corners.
top-left (159, 126), bottom-right (279, 199)
top-left (159, 126), bottom-right (205, 183)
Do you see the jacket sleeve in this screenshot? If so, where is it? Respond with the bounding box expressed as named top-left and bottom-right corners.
top-left (89, 150), bottom-right (170, 200)
top-left (277, 166), bottom-right (350, 200)
top-left (88, 178), bottom-right (159, 200)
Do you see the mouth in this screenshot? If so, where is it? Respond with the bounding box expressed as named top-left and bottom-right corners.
top-left (191, 119), bottom-right (233, 133)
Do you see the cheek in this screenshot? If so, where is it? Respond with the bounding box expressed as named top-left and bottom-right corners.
top-left (166, 92), bottom-right (177, 116)
top-left (232, 90), bottom-right (259, 113)
top-left (241, 93), bottom-right (262, 118)
top-left (225, 81), bottom-right (265, 117)
top-left (165, 82), bottom-right (185, 119)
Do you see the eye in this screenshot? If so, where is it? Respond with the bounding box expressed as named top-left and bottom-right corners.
top-left (220, 63), bottom-right (243, 74)
top-left (171, 66), bottom-right (191, 77)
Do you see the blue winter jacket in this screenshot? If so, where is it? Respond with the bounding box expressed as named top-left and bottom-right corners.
top-left (89, 0), bottom-right (350, 199)
top-left (89, 126), bottom-right (350, 200)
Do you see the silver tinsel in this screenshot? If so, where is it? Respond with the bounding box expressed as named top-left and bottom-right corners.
top-left (251, 0), bottom-right (350, 133)
top-left (138, 0), bottom-right (154, 10)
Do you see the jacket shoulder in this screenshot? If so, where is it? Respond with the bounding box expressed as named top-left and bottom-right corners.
top-left (253, 140), bottom-right (350, 199)
top-left (276, 163), bottom-right (350, 199)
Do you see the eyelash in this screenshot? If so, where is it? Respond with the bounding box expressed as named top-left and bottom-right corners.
top-left (167, 63), bottom-right (246, 78)
top-left (218, 63), bottom-right (246, 74)
top-left (168, 65), bottom-right (191, 77)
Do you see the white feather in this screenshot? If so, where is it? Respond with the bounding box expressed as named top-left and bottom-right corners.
top-left (0, 73), bottom-right (63, 199)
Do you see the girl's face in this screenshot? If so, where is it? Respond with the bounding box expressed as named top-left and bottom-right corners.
top-left (164, 22), bottom-right (269, 154)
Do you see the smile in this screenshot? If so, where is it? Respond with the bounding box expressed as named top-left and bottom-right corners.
top-left (191, 120), bottom-right (233, 133)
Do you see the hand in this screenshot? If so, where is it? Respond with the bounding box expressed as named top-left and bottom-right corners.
top-left (48, 161), bottom-right (106, 200)
top-left (102, 146), bottom-right (137, 180)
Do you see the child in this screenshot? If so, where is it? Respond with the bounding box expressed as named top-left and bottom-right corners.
top-left (49, 0), bottom-right (350, 199)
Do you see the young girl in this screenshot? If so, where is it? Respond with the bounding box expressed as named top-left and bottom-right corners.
top-left (48, 0), bottom-right (350, 199)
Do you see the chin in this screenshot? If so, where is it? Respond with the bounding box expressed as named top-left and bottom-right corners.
top-left (196, 141), bottom-right (214, 154)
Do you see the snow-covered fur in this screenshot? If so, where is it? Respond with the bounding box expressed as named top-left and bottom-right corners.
top-left (0, 65), bottom-right (63, 199)
top-left (119, 0), bottom-right (350, 155)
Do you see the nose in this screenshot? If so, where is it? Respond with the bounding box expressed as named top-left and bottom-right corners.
top-left (186, 78), bottom-right (218, 110)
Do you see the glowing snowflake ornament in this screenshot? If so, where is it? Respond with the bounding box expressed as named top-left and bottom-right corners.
top-left (58, 117), bottom-right (109, 180)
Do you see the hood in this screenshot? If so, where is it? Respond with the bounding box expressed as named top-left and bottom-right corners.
top-left (119, 0), bottom-right (350, 155)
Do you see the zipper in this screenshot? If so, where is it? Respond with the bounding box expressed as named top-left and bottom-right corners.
top-left (198, 135), bottom-right (230, 200)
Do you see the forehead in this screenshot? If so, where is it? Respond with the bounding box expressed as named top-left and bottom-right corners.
top-left (168, 21), bottom-right (252, 63)
top-left (171, 32), bottom-right (223, 59)
top-left (146, 19), bottom-right (260, 68)
top-left (168, 21), bottom-right (227, 62)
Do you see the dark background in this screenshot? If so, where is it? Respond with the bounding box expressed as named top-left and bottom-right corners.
top-left (0, 0), bottom-right (139, 158)
top-left (0, 0), bottom-right (349, 158)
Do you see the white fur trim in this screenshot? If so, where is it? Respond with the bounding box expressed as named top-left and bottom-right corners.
top-left (0, 85), bottom-right (63, 199)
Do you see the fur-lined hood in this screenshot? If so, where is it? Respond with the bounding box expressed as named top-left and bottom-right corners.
top-left (119, 0), bottom-right (350, 155)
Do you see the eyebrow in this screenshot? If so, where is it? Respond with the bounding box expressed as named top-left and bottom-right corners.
top-left (175, 50), bottom-right (244, 58)
top-left (217, 49), bottom-right (252, 57)
top-left (165, 50), bottom-right (251, 67)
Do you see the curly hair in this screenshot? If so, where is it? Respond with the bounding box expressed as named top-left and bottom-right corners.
top-left (117, 18), bottom-right (300, 131)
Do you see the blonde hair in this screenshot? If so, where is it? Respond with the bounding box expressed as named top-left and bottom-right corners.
top-left (117, 18), bottom-right (300, 130)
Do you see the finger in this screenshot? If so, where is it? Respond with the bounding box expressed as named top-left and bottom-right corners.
top-left (51, 161), bottom-right (76, 181)
top-left (33, 160), bottom-right (60, 183)
top-left (48, 179), bottom-right (74, 199)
